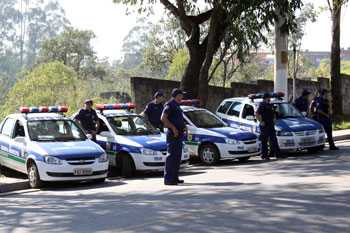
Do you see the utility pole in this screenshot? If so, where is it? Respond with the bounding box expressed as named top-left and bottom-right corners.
top-left (293, 44), bottom-right (296, 102)
top-left (274, 6), bottom-right (288, 99)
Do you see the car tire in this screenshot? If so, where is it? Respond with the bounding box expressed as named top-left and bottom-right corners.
top-left (27, 162), bottom-right (44, 188)
top-left (122, 154), bottom-right (133, 178)
top-left (307, 146), bottom-right (322, 153)
top-left (238, 156), bottom-right (251, 162)
top-left (199, 144), bottom-right (220, 166)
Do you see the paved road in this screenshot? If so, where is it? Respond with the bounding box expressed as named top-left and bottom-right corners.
top-left (1, 141), bottom-right (349, 233)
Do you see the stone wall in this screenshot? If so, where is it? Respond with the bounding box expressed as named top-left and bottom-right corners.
top-left (100, 92), bottom-right (131, 103)
top-left (130, 76), bottom-right (349, 115)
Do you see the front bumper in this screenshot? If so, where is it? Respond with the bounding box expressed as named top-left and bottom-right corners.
top-left (277, 133), bottom-right (325, 150)
top-left (217, 142), bottom-right (261, 158)
top-left (36, 160), bottom-right (109, 181)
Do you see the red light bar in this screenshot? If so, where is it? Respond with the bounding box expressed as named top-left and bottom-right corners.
top-left (95, 104), bottom-right (106, 110)
top-left (58, 106), bottom-right (68, 112)
top-left (128, 104), bottom-right (136, 108)
top-left (276, 92), bottom-right (285, 97)
top-left (192, 99), bottom-right (201, 103)
top-left (39, 106), bottom-right (49, 112)
top-left (19, 107), bottom-right (30, 113)
top-left (113, 104), bottom-right (121, 109)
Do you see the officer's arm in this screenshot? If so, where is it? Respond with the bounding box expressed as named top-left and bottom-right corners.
top-left (74, 119), bottom-right (86, 133)
top-left (309, 101), bottom-right (314, 114)
top-left (95, 120), bottom-right (100, 132)
top-left (254, 112), bottom-right (265, 126)
top-left (317, 109), bottom-right (329, 118)
top-left (161, 113), bottom-right (178, 137)
top-left (141, 112), bottom-right (148, 119)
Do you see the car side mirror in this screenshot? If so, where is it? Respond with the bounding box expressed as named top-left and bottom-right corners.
top-left (302, 111), bottom-right (307, 117)
top-left (86, 134), bottom-right (93, 140)
top-left (245, 115), bottom-right (255, 121)
top-left (100, 131), bottom-right (113, 138)
top-left (14, 137), bottom-right (26, 144)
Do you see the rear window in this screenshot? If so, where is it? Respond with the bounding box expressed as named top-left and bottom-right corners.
top-left (217, 101), bottom-right (233, 114)
top-left (227, 102), bottom-right (243, 117)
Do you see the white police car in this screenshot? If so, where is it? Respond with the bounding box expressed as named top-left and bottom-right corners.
top-left (73, 104), bottom-right (190, 178)
top-left (0, 106), bottom-right (108, 188)
top-left (216, 93), bottom-right (325, 154)
top-left (178, 100), bottom-right (260, 165)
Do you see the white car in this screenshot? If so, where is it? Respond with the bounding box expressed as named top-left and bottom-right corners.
top-left (178, 100), bottom-right (261, 165)
top-left (216, 92), bottom-right (325, 154)
top-left (0, 106), bottom-right (108, 188)
top-left (72, 104), bottom-right (190, 177)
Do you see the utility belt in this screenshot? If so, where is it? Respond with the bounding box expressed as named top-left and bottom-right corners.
top-left (167, 128), bottom-right (185, 138)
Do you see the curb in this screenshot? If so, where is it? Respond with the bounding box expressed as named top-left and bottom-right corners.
top-left (332, 134), bottom-right (350, 142)
top-left (0, 180), bottom-right (29, 193)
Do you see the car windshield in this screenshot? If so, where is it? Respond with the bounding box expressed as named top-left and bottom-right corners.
top-left (107, 116), bottom-right (159, 136)
top-left (272, 103), bottom-right (303, 119)
top-left (27, 120), bottom-right (86, 141)
top-left (184, 110), bottom-right (227, 128)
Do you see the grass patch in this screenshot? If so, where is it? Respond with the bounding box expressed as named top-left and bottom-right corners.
top-left (333, 121), bottom-right (350, 130)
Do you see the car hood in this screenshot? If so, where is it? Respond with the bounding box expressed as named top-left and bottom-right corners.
top-left (276, 117), bottom-right (322, 132)
top-left (123, 134), bottom-right (167, 151)
top-left (205, 127), bottom-right (257, 140)
top-left (31, 140), bottom-right (104, 159)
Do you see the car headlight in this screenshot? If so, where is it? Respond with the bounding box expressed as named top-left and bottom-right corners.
top-left (319, 127), bottom-right (325, 133)
top-left (276, 131), bottom-right (293, 136)
top-left (98, 152), bottom-right (108, 163)
top-left (140, 148), bottom-right (157, 155)
top-left (225, 138), bottom-right (241, 145)
top-left (44, 155), bottom-right (62, 165)
top-left (183, 145), bottom-right (189, 153)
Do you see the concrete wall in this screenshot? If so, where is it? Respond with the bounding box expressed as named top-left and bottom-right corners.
top-left (130, 76), bottom-right (349, 115)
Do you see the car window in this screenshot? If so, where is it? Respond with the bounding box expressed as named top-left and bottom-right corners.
top-left (13, 120), bottom-right (25, 138)
top-left (217, 101), bottom-right (233, 114)
top-left (227, 102), bottom-right (243, 117)
top-left (108, 116), bottom-right (159, 135)
top-left (242, 104), bottom-right (255, 119)
top-left (0, 118), bottom-right (16, 138)
top-left (184, 110), bottom-right (226, 128)
top-left (98, 119), bottom-right (109, 134)
top-left (272, 103), bottom-right (303, 119)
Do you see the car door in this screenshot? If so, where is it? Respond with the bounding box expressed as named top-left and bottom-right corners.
top-left (10, 120), bottom-right (27, 172)
top-left (223, 101), bottom-right (243, 129)
top-left (240, 104), bottom-right (259, 133)
top-left (96, 118), bottom-right (118, 166)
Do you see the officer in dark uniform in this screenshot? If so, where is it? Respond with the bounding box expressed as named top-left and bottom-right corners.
top-left (74, 99), bottom-right (100, 142)
top-left (255, 93), bottom-right (285, 160)
top-left (294, 89), bottom-right (311, 114)
top-left (142, 92), bottom-right (165, 132)
top-left (161, 88), bottom-right (188, 185)
top-left (316, 89), bottom-right (339, 150)
top-left (309, 90), bottom-right (321, 121)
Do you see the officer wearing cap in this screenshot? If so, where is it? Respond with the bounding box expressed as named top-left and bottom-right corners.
top-left (161, 88), bottom-right (188, 185)
top-left (74, 99), bottom-right (99, 142)
top-left (294, 89), bottom-right (311, 113)
top-left (142, 92), bottom-right (165, 132)
top-left (316, 89), bottom-right (339, 150)
top-left (309, 90), bottom-right (321, 121)
top-left (255, 93), bottom-right (285, 160)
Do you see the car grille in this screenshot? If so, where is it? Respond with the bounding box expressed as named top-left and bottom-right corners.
top-left (242, 138), bottom-right (257, 144)
top-left (299, 141), bottom-right (316, 147)
top-left (65, 157), bottom-right (96, 165)
top-left (47, 170), bottom-right (107, 177)
top-left (294, 130), bottom-right (317, 136)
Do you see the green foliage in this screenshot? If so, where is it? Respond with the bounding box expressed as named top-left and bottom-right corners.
top-left (333, 120), bottom-right (350, 130)
top-left (166, 48), bottom-right (189, 81)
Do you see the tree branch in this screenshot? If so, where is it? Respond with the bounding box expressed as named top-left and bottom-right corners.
top-left (188, 10), bottom-right (213, 24)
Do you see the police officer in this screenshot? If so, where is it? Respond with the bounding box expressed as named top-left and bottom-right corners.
top-left (309, 90), bottom-right (321, 121)
top-left (161, 88), bottom-right (188, 185)
top-left (294, 89), bottom-right (311, 114)
top-left (74, 99), bottom-right (100, 142)
top-left (255, 93), bottom-right (285, 160)
top-left (142, 92), bottom-right (165, 132)
top-left (316, 89), bottom-right (339, 150)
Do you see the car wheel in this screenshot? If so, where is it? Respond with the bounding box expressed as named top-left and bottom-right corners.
top-left (199, 144), bottom-right (220, 166)
top-left (238, 156), bottom-right (251, 162)
top-left (122, 154), bottom-right (133, 178)
top-left (28, 162), bottom-right (44, 188)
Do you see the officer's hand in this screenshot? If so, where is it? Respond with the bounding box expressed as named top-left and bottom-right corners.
top-left (273, 119), bottom-right (277, 125)
top-left (84, 130), bottom-right (89, 134)
top-left (260, 121), bottom-right (265, 127)
top-left (173, 128), bottom-right (179, 137)
top-left (184, 127), bottom-right (188, 135)
top-left (91, 130), bottom-right (97, 135)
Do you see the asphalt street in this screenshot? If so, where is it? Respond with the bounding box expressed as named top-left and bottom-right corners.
top-left (1, 141), bottom-right (349, 233)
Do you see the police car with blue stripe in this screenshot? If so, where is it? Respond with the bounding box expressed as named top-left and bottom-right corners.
top-left (179, 100), bottom-right (260, 165)
top-left (73, 104), bottom-right (190, 178)
top-left (216, 93), bottom-right (325, 154)
top-left (0, 106), bottom-right (108, 188)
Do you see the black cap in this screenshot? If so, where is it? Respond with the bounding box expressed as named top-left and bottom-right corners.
top-left (172, 88), bottom-right (186, 97)
top-left (154, 92), bottom-right (165, 98)
top-left (85, 99), bottom-right (93, 104)
top-left (320, 89), bottom-right (329, 95)
top-left (262, 93), bottom-right (271, 99)
top-left (301, 90), bottom-right (311, 96)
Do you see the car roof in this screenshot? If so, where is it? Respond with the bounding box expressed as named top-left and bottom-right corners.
top-left (180, 105), bottom-right (207, 112)
top-left (222, 97), bottom-right (287, 105)
top-left (96, 110), bottom-right (139, 117)
top-left (7, 113), bottom-right (70, 121)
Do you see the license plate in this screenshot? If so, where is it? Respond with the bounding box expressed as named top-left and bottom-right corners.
top-left (302, 137), bottom-right (315, 142)
top-left (74, 168), bottom-right (92, 176)
top-left (248, 146), bottom-right (259, 153)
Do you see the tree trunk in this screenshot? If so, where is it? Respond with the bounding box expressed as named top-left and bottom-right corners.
top-left (330, 3), bottom-right (342, 116)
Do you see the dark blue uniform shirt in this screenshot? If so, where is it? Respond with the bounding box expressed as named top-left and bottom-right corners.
top-left (294, 96), bottom-right (309, 112)
top-left (256, 101), bottom-right (275, 125)
top-left (75, 108), bottom-right (99, 130)
top-left (316, 97), bottom-right (330, 118)
top-left (163, 99), bottom-right (185, 131)
top-left (143, 101), bottom-right (164, 127)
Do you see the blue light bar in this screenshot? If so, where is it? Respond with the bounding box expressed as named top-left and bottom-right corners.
top-left (105, 104), bottom-right (114, 109)
top-left (49, 106), bottom-right (59, 112)
top-left (30, 107), bottom-right (39, 113)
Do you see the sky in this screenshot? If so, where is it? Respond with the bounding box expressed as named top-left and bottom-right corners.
top-left (58, 0), bottom-right (350, 62)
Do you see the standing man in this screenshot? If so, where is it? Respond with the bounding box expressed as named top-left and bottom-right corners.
top-left (255, 93), bottom-right (285, 160)
top-left (316, 89), bottom-right (339, 150)
top-left (294, 89), bottom-right (311, 114)
top-left (142, 92), bottom-right (165, 132)
top-left (161, 88), bottom-right (188, 185)
top-left (74, 99), bottom-right (100, 142)
top-left (309, 90), bottom-right (321, 121)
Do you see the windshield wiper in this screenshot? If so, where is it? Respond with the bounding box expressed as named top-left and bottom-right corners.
top-left (55, 137), bottom-right (77, 141)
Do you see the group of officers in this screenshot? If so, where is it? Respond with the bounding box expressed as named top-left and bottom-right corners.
top-left (73, 87), bottom-right (338, 186)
